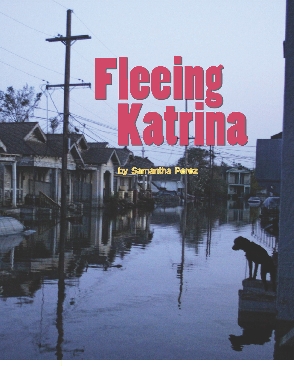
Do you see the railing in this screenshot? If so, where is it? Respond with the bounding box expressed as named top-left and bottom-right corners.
top-left (39, 191), bottom-right (60, 210)
top-left (1, 188), bottom-right (24, 206)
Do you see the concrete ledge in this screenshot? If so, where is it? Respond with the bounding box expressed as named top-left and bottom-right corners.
top-left (239, 279), bottom-right (277, 314)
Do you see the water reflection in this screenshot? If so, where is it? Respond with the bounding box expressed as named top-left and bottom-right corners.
top-left (0, 202), bottom-right (288, 359)
top-left (229, 312), bottom-right (275, 351)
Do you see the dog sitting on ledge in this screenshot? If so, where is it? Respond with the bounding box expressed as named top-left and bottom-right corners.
top-left (232, 236), bottom-right (276, 291)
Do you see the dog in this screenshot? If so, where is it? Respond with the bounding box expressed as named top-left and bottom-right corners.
top-left (232, 236), bottom-right (276, 291)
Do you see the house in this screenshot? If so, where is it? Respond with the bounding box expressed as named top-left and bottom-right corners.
top-left (151, 172), bottom-right (184, 196)
top-left (0, 123), bottom-right (120, 209)
top-left (82, 142), bottom-right (121, 207)
top-left (255, 132), bottom-right (282, 196)
top-left (0, 122), bottom-right (63, 207)
top-left (0, 122), bottom-right (157, 209)
top-left (0, 122), bottom-right (96, 208)
top-left (45, 133), bottom-right (90, 206)
top-left (123, 156), bottom-right (154, 200)
top-left (226, 165), bottom-right (251, 200)
top-left (114, 147), bottom-right (135, 201)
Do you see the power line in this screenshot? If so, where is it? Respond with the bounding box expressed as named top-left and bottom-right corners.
top-left (0, 59), bottom-right (50, 83)
top-left (70, 114), bottom-right (117, 136)
top-left (51, 0), bottom-right (68, 10)
top-left (73, 11), bottom-right (117, 57)
top-left (87, 88), bottom-right (117, 115)
top-left (36, 105), bottom-right (119, 132)
top-left (71, 113), bottom-right (118, 131)
top-left (0, 10), bottom-right (53, 37)
top-left (0, 45), bottom-right (86, 82)
top-left (70, 114), bottom-right (118, 146)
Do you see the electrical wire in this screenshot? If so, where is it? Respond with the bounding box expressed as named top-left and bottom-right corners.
top-left (0, 59), bottom-right (50, 83)
top-left (0, 45), bottom-right (87, 82)
top-left (0, 10), bottom-right (54, 37)
top-left (72, 11), bottom-right (117, 57)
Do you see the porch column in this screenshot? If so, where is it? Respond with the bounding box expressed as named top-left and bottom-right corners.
top-left (99, 167), bottom-right (104, 206)
top-left (91, 169), bottom-right (100, 208)
top-left (68, 172), bottom-right (72, 203)
top-left (54, 168), bottom-right (59, 203)
top-left (110, 172), bottom-right (114, 195)
top-left (12, 161), bottom-right (17, 208)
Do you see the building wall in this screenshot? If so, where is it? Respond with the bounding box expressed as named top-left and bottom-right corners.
top-left (91, 160), bottom-right (116, 207)
top-left (256, 139), bottom-right (282, 195)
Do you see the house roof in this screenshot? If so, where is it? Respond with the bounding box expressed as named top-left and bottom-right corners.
top-left (45, 134), bottom-right (64, 157)
top-left (0, 123), bottom-right (86, 161)
top-left (45, 134), bottom-right (88, 160)
top-left (83, 145), bottom-right (120, 165)
top-left (0, 122), bottom-right (52, 156)
top-left (152, 171), bottom-right (181, 181)
top-left (0, 123), bottom-right (128, 168)
top-left (69, 133), bottom-right (88, 150)
top-left (115, 147), bottom-right (133, 166)
top-left (88, 142), bottom-right (109, 148)
top-left (124, 155), bottom-right (154, 169)
top-left (226, 165), bottom-right (250, 173)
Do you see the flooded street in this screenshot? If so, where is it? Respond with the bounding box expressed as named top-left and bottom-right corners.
top-left (0, 203), bottom-right (279, 360)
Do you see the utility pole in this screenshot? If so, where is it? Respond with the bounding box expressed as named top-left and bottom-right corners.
top-left (45, 9), bottom-right (91, 257)
top-left (184, 99), bottom-right (188, 203)
top-left (209, 145), bottom-right (214, 206)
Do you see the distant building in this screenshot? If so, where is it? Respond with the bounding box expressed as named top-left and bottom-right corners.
top-left (151, 173), bottom-right (184, 197)
top-left (226, 165), bottom-right (251, 200)
top-left (113, 147), bottom-right (135, 202)
top-left (255, 132), bottom-right (282, 196)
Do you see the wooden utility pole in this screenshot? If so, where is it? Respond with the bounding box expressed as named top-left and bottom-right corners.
top-left (209, 145), bottom-right (214, 206)
top-left (184, 99), bottom-right (188, 203)
top-left (46, 10), bottom-right (91, 245)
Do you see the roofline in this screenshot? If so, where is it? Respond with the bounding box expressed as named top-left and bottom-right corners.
top-left (110, 149), bottom-right (120, 165)
top-left (69, 144), bottom-right (85, 166)
top-left (0, 139), bottom-right (7, 152)
top-left (23, 122), bottom-right (47, 143)
top-left (70, 134), bottom-right (88, 150)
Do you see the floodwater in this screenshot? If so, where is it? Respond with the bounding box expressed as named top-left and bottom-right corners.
top-left (0, 202), bottom-right (281, 360)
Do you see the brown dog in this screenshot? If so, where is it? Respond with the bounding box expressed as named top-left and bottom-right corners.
top-left (232, 236), bottom-right (276, 291)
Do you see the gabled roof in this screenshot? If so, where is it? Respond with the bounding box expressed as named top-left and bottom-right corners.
top-left (0, 122), bottom-right (50, 156)
top-left (83, 144), bottom-right (120, 165)
top-left (89, 142), bottom-right (109, 148)
top-left (152, 172), bottom-right (182, 181)
top-left (24, 123), bottom-right (47, 143)
top-left (0, 123), bottom-right (86, 162)
top-left (45, 134), bottom-right (63, 157)
top-left (0, 138), bottom-right (7, 153)
top-left (45, 134), bottom-right (87, 161)
top-left (69, 133), bottom-right (88, 151)
top-left (115, 147), bottom-right (133, 166)
top-left (124, 156), bottom-right (154, 169)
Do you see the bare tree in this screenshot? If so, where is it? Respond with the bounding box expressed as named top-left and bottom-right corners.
top-left (0, 84), bottom-right (42, 122)
top-left (49, 116), bottom-right (60, 133)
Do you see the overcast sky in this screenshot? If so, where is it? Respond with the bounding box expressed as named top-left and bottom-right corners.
top-left (0, 0), bottom-right (286, 168)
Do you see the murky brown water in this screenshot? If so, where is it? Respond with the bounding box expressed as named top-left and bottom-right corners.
top-left (0, 202), bottom-right (280, 359)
